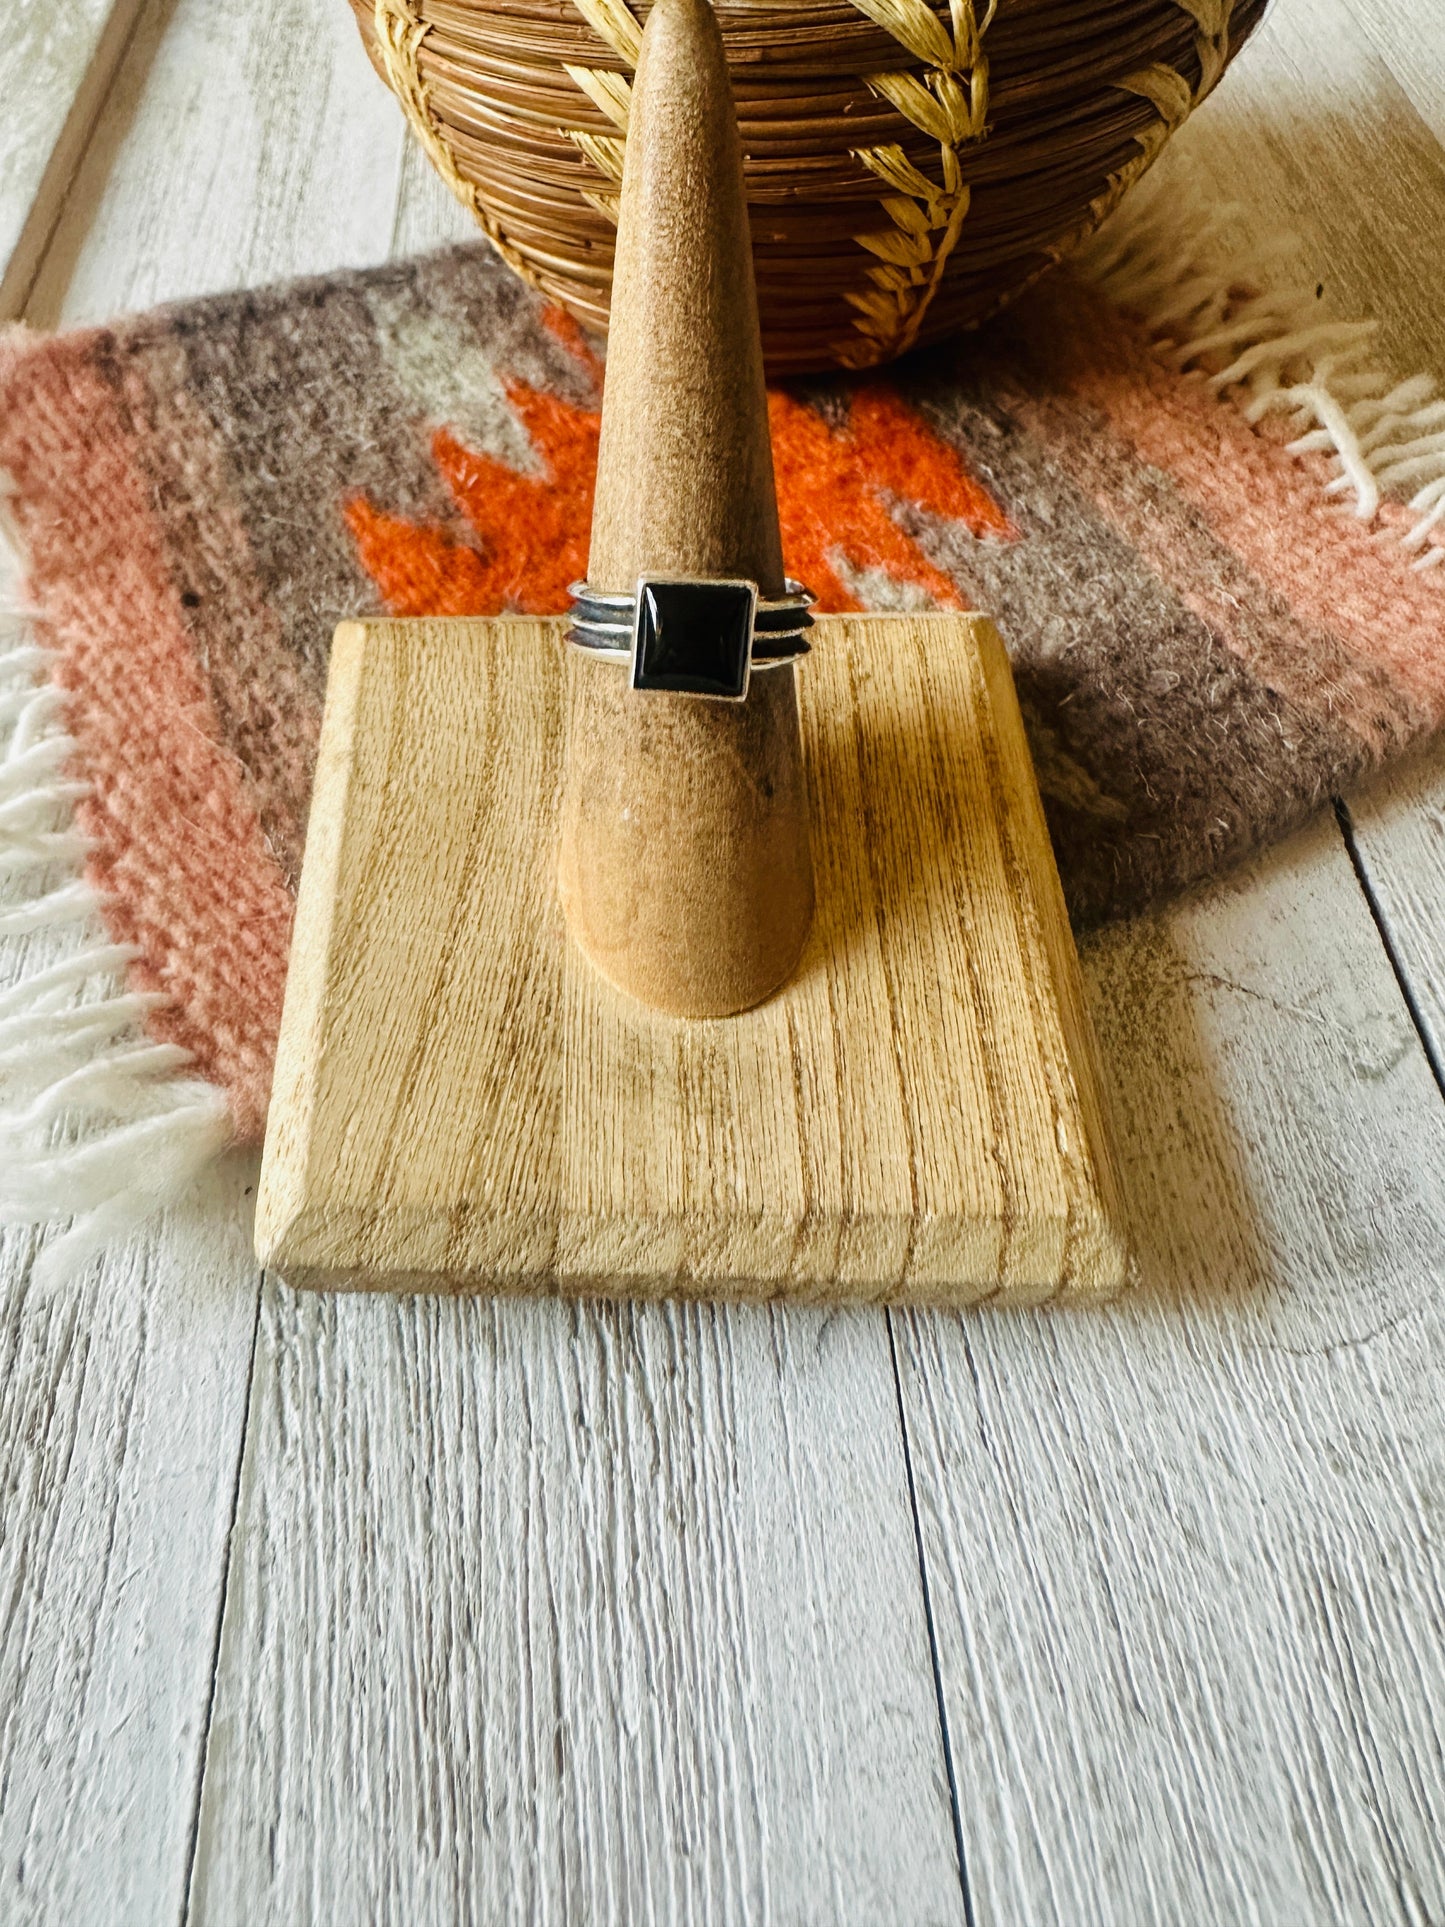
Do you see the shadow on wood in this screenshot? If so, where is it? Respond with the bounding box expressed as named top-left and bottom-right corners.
top-left (257, 610), bottom-right (1129, 1305)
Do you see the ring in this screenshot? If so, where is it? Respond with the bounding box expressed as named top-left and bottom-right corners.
top-left (568, 575), bottom-right (814, 702)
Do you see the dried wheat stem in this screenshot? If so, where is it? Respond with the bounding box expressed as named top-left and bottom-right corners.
top-left (373, 0), bottom-right (542, 287)
top-left (840, 0), bottom-right (993, 367)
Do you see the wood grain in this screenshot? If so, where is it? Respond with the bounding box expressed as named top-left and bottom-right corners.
top-left (885, 32), bottom-right (1445, 1913)
top-left (2, 10), bottom-right (967, 1920)
top-left (24, 0), bottom-right (408, 329)
top-left (388, 134), bottom-right (476, 257)
top-left (8, 0), bottom-right (1445, 1918)
top-left (0, 0), bottom-right (144, 319)
top-left (898, 812), bottom-right (1445, 1924)
top-left (0, 0), bottom-right (416, 1915)
top-left (257, 613), bottom-right (1127, 1304)
top-left (1159, 0), bottom-right (1445, 383)
top-left (1355, 0), bottom-right (1445, 149)
top-left (890, 14), bottom-right (1445, 1912)
top-left (1341, 758), bottom-right (1445, 1082)
top-left (187, 1287), bottom-right (965, 1925)
top-left (559, 0), bottom-right (814, 1017)
top-left (1215, 0), bottom-right (1445, 1100)
top-left (0, 1163), bottom-right (260, 1927)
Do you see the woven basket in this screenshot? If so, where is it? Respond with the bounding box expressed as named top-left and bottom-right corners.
top-left (354, 0), bottom-right (1263, 375)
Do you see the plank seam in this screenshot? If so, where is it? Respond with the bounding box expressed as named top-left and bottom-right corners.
top-left (1333, 794), bottom-right (1445, 1103)
top-left (886, 1307), bottom-right (977, 1927)
top-left (178, 1263), bottom-right (265, 1927)
top-left (1, 0), bottom-right (156, 323)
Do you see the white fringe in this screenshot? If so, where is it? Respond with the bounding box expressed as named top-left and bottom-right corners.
top-left (0, 488), bottom-right (231, 1290)
top-left (2, 163), bottom-right (1440, 1285)
top-left (1078, 157), bottom-right (1445, 571)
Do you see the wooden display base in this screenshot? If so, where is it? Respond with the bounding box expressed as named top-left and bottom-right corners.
top-left (256, 613), bottom-right (1129, 1306)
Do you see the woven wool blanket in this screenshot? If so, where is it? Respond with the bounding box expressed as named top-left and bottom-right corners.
top-left (4, 177), bottom-right (1445, 1273)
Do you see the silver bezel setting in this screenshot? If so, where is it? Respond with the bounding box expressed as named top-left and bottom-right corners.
top-left (566, 574), bottom-right (814, 702)
top-left (630, 574), bottom-right (757, 702)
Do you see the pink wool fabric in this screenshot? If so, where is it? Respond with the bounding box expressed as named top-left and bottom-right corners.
top-left (1060, 305), bottom-right (1445, 740)
top-left (1, 244), bottom-right (1442, 1150)
top-left (5, 332), bottom-right (291, 1139)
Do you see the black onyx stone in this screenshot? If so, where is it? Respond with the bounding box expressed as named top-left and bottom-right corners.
top-left (631, 577), bottom-right (755, 699)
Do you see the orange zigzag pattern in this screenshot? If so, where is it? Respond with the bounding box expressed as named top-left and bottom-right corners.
top-left (346, 320), bottom-right (1014, 619)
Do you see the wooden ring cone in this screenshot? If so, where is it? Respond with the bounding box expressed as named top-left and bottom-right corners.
top-left (556, 0), bottom-right (815, 1018)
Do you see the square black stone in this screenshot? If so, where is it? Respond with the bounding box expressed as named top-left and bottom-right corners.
top-left (631, 577), bottom-right (756, 699)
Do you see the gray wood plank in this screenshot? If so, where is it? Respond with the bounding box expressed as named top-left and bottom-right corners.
top-left (1163, 0), bottom-right (1445, 383)
top-left (893, 0), bottom-right (1445, 1909)
top-left (26, 0), bottom-right (408, 328)
top-left (0, 0), bottom-right (420, 1918)
top-left (1341, 758), bottom-right (1445, 1081)
top-left (1231, 0), bottom-right (1445, 1088)
top-left (0, 1168), bottom-right (260, 1927)
top-left (0, 615), bottom-right (262, 1922)
top-left (389, 137), bottom-right (475, 258)
top-left (1354, 0), bottom-right (1445, 152)
top-left (189, 1289), bottom-right (964, 1925)
top-left (899, 813), bottom-right (1445, 1925)
top-left (0, 0), bottom-right (145, 319)
top-left (155, 25), bottom-right (964, 1924)
top-left (0, 464), bottom-right (263, 1925)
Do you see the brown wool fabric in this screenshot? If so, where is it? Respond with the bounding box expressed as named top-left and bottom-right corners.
top-left (1, 239), bottom-right (1442, 1141)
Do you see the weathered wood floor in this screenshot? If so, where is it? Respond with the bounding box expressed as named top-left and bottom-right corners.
top-left (3, 1), bottom-right (1445, 1920)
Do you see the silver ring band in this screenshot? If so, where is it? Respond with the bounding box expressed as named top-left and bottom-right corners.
top-left (569, 577), bottom-right (814, 610)
top-left (567, 575), bottom-right (813, 700)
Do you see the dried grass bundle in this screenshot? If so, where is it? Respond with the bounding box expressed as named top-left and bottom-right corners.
top-left (354, 0), bottom-right (1264, 372)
